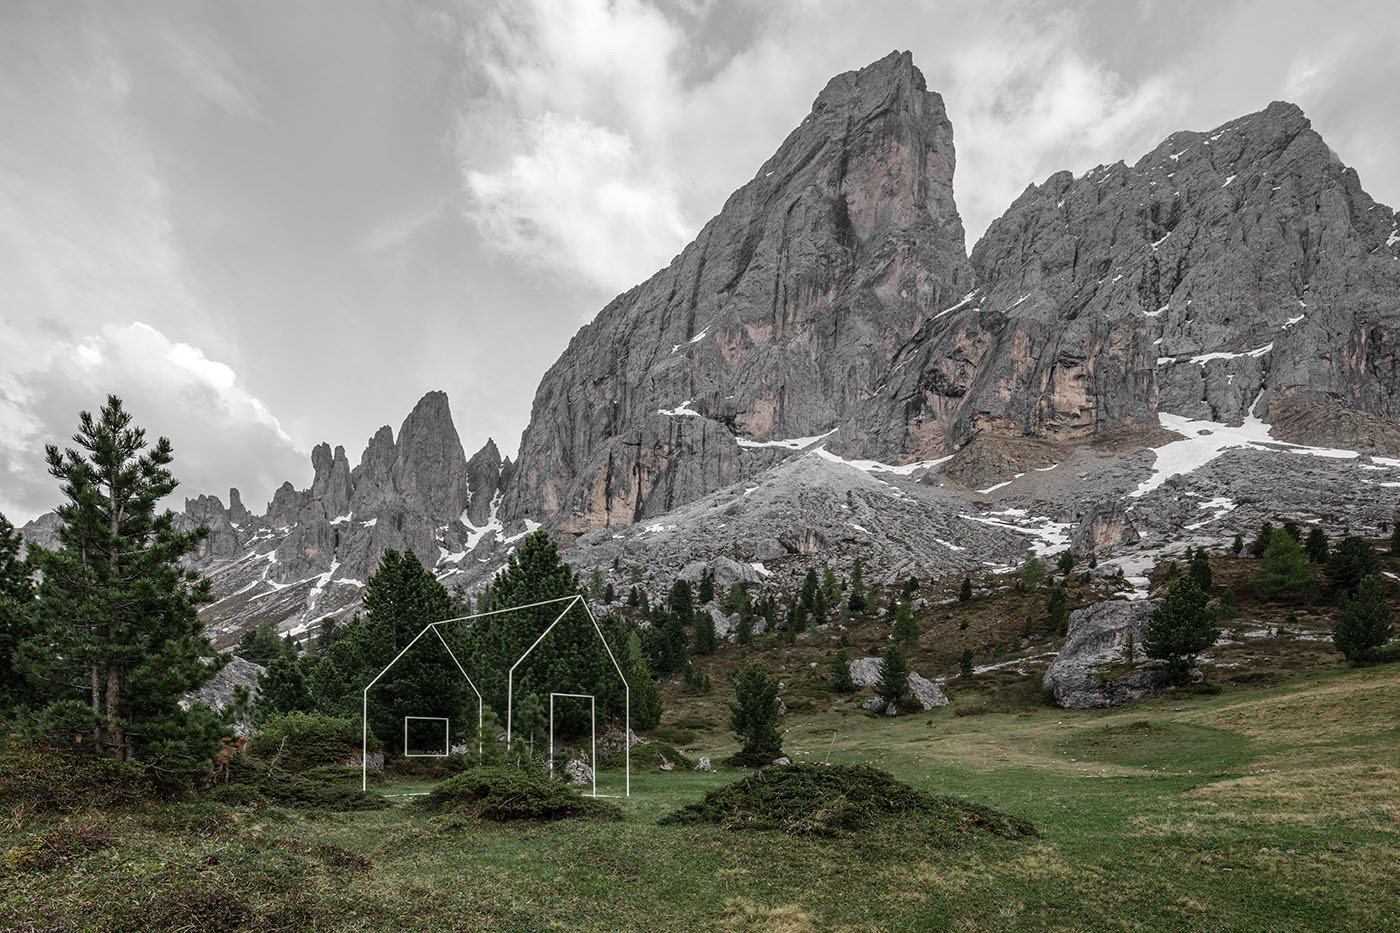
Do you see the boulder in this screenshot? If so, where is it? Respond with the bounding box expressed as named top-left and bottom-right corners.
top-left (563, 758), bottom-right (594, 787)
top-left (694, 757), bottom-right (713, 772)
top-left (907, 672), bottom-right (949, 710)
top-left (849, 658), bottom-right (947, 710)
top-left (1043, 599), bottom-right (1164, 708)
top-left (180, 655), bottom-right (265, 712)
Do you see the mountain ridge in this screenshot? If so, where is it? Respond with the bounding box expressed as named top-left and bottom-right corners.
top-left (19, 51), bottom-right (1400, 644)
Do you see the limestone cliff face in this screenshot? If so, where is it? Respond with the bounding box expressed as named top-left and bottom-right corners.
top-left (887, 101), bottom-right (1400, 454)
top-left (503, 50), bottom-right (973, 533)
top-left (506, 71), bottom-right (1400, 531)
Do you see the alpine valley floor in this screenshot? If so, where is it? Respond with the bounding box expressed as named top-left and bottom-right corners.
top-left (4, 663), bottom-right (1397, 932)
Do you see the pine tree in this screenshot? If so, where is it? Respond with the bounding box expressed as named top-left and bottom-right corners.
top-left (693, 609), bottom-right (717, 655)
top-left (1333, 575), bottom-right (1393, 663)
top-left (668, 578), bottom-right (695, 621)
top-left (847, 558), bottom-right (868, 613)
top-left (1047, 584), bottom-right (1069, 635)
top-left (1056, 551), bottom-right (1075, 575)
top-left (1145, 576), bottom-right (1218, 685)
top-left (892, 599), bottom-right (920, 648)
top-left (623, 630), bottom-right (662, 730)
top-left (361, 549), bottom-right (465, 754)
top-left (1188, 548), bottom-right (1213, 592)
top-left (471, 531), bottom-right (629, 740)
top-left (697, 571), bottom-right (715, 605)
top-left (1281, 520), bottom-right (1303, 542)
top-left (822, 567), bottom-right (841, 606)
top-left (23, 396), bottom-right (222, 775)
top-left (237, 621), bottom-right (285, 666)
top-left (729, 662), bottom-right (782, 763)
top-left (829, 650), bottom-right (855, 693)
top-left (736, 612), bottom-right (754, 647)
top-left (602, 581), bottom-right (616, 604)
top-left (800, 569), bottom-right (820, 616)
top-left (1023, 550), bottom-right (1046, 589)
top-left (958, 577), bottom-right (973, 602)
top-left (875, 643), bottom-right (910, 709)
top-left (787, 597), bottom-right (808, 633)
top-left (1254, 532), bottom-right (1315, 601)
top-left (1327, 536), bottom-right (1381, 595)
top-left (1304, 528), bottom-right (1330, 564)
top-left (1231, 533), bottom-right (1245, 556)
top-left (0, 513), bottom-right (37, 709)
top-left (1250, 521), bottom-right (1275, 557)
top-left (1391, 522), bottom-right (1400, 556)
top-left (257, 655), bottom-right (314, 716)
top-left (959, 649), bottom-right (974, 679)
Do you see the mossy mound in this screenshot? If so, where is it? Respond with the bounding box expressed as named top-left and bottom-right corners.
top-left (424, 766), bottom-right (620, 821)
top-left (601, 741), bottom-right (692, 772)
top-left (661, 764), bottom-right (1035, 843)
top-left (213, 757), bottom-right (387, 811)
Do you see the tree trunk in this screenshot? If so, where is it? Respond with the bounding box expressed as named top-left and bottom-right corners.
top-left (104, 660), bottom-right (125, 761)
top-left (90, 662), bottom-right (101, 754)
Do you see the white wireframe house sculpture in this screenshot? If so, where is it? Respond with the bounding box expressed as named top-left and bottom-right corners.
top-left (360, 594), bottom-right (630, 795)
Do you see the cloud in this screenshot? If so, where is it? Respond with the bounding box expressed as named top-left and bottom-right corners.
top-left (941, 13), bottom-right (1178, 242)
top-left (462, 114), bottom-right (691, 292)
top-left (453, 0), bottom-right (695, 292)
top-left (0, 322), bottom-right (306, 524)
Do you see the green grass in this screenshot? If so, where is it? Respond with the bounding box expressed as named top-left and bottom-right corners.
top-left (4, 664), bottom-right (1399, 931)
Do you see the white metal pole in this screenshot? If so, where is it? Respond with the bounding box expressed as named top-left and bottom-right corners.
top-left (591, 695), bottom-right (597, 798)
top-left (548, 693), bottom-right (554, 778)
top-left (361, 690), bottom-right (369, 792)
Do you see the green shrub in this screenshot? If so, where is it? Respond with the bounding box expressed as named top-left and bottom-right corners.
top-left (424, 766), bottom-right (620, 821)
top-left (0, 738), bottom-right (152, 816)
top-left (248, 712), bottom-right (375, 772)
top-left (216, 755), bottom-right (387, 811)
top-left (661, 764), bottom-right (1035, 844)
top-left (600, 741), bottom-right (691, 772)
top-left (303, 764), bottom-right (387, 786)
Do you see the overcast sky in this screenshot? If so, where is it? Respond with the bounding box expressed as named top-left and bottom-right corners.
top-left (2, 0), bottom-right (1397, 524)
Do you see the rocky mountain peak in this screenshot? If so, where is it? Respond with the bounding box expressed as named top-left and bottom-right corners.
top-left (503, 50), bottom-right (972, 533)
top-left (391, 390), bottom-right (469, 520)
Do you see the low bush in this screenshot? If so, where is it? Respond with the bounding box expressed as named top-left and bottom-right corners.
top-left (661, 764), bottom-right (1035, 845)
top-left (424, 765), bottom-right (620, 821)
top-left (385, 753), bottom-right (473, 780)
top-left (600, 741), bottom-right (692, 772)
top-left (303, 764), bottom-right (387, 786)
top-left (214, 755), bottom-right (387, 811)
top-left (247, 712), bottom-right (374, 772)
top-left (0, 737), bottom-right (153, 816)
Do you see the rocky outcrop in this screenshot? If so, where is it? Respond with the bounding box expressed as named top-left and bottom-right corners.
top-left (464, 439), bottom-right (505, 527)
top-left (848, 656), bottom-right (949, 711)
top-left (503, 50), bottom-right (972, 533)
top-left (1043, 599), bottom-right (1163, 708)
top-left (180, 655), bottom-right (265, 712)
top-left (169, 391), bottom-right (499, 645)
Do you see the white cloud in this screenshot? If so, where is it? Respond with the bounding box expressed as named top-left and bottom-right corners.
top-left (0, 322), bottom-right (305, 524)
top-left (939, 16), bottom-right (1178, 243)
top-left (462, 114), bottom-right (691, 292)
top-left (454, 0), bottom-right (695, 292)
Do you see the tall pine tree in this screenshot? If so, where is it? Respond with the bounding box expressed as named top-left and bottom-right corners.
top-left (0, 513), bottom-right (37, 709)
top-left (24, 396), bottom-right (223, 777)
